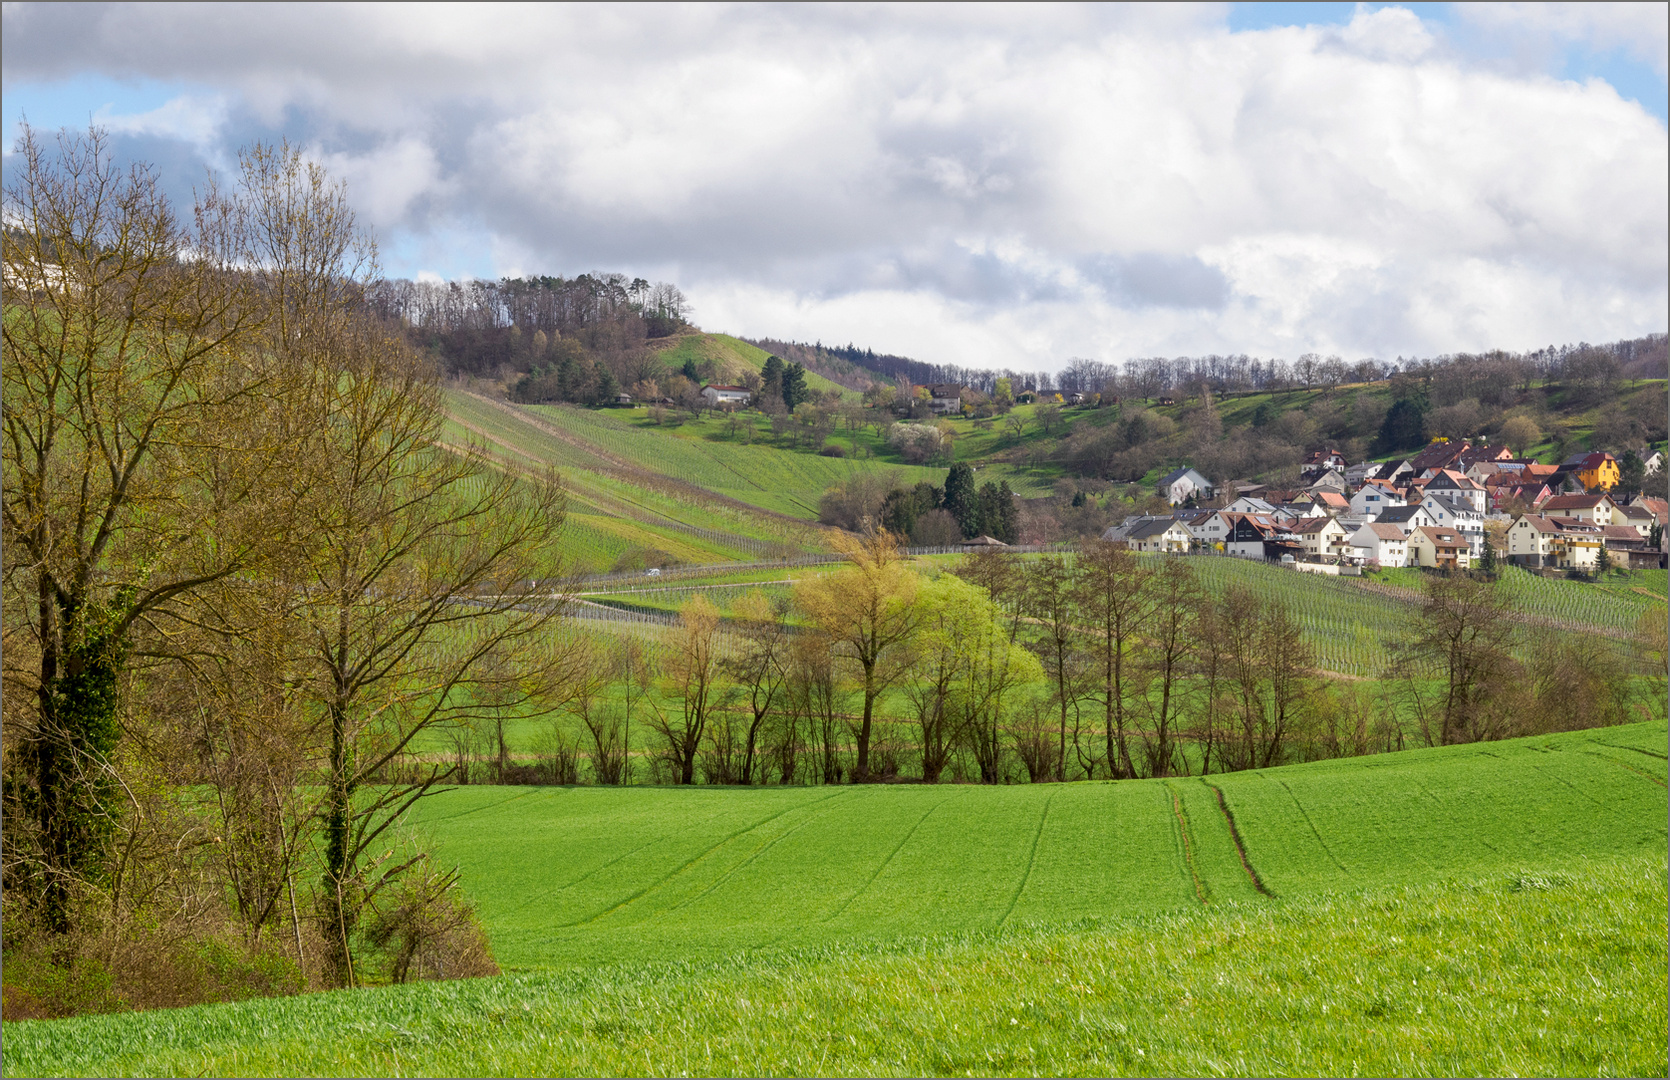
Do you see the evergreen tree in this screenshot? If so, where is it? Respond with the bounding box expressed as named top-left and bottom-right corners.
top-left (1480, 534), bottom-right (1498, 576)
top-left (593, 362), bottom-right (619, 404)
top-left (782, 362), bottom-right (809, 412)
top-left (681, 357), bottom-right (701, 383)
top-left (1377, 397), bottom-right (1429, 452)
top-left (943, 463), bottom-right (978, 537)
top-left (1616, 451), bottom-right (1646, 498)
top-left (976, 481), bottom-right (1018, 543)
top-left (1596, 544), bottom-right (1613, 576)
top-left (760, 355), bottom-right (785, 402)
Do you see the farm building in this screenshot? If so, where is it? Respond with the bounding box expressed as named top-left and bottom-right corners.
top-left (701, 384), bottom-right (752, 406)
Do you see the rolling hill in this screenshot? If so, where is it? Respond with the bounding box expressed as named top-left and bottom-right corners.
top-left (10, 720), bottom-right (1665, 1077)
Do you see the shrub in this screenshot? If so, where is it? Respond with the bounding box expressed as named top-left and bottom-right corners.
top-left (818, 443), bottom-right (845, 457)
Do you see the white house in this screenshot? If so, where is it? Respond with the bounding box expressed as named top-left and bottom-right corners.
top-left (1373, 504), bottom-right (1435, 537)
top-left (1122, 518), bottom-right (1196, 553)
top-left (925, 383), bottom-right (963, 414)
top-left (1643, 450), bottom-right (1664, 476)
top-left (1420, 494), bottom-right (1485, 557)
top-left (1188, 511), bottom-right (1235, 546)
top-left (1420, 471), bottom-right (1487, 514)
top-left (1289, 516), bottom-right (1352, 561)
top-left (1350, 522), bottom-right (1410, 566)
top-left (701, 384), bottom-right (752, 407)
top-left (1226, 496), bottom-right (1279, 516)
top-left (1158, 466), bottom-right (1214, 505)
top-left (1349, 483), bottom-right (1404, 520)
top-left (1408, 526), bottom-right (1472, 570)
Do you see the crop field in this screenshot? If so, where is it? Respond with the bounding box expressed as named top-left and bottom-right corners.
top-left (520, 403), bottom-right (946, 519)
top-left (405, 718), bottom-right (1666, 971)
top-left (10, 724), bottom-right (1665, 1078)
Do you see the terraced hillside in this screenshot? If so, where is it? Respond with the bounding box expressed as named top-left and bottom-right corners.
top-left (412, 719), bottom-right (1667, 970)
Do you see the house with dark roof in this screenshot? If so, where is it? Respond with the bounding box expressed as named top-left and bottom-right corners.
top-left (1372, 504), bottom-right (1434, 537)
top-left (925, 384), bottom-right (964, 414)
top-left (1158, 466), bottom-right (1213, 505)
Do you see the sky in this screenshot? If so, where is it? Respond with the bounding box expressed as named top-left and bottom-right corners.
top-left (3, 2), bottom-right (1666, 371)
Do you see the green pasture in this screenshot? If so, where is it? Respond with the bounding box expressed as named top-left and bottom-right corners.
top-left (651, 333), bottom-right (854, 399)
top-left (407, 719), bottom-right (1667, 971)
top-left (9, 727), bottom-right (1665, 1077)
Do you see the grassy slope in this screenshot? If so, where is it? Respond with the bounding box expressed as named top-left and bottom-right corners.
top-left (408, 719), bottom-right (1666, 971)
top-left (651, 332), bottom-right (853, 398)
top-left (10, 724), bottom-right (1665, 1077)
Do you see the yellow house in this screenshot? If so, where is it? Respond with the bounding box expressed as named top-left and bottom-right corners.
top-left (1560, 451), bottom-right (1620, 491)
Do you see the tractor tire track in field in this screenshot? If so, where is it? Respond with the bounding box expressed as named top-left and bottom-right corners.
top-left (824, 792), bottom-right (957, 924)
top-left (1521, 759), bottom-right (1613, 811)
top-left (1598, 741), bottom-right (1669, 761)
top-left (1203, 780), bottom-right (1274, 897)
top-left (421, 787), bottom-right (539, 822)
top-left (1266, 774), bottom-right (1348, 875)
top-left (670, 789), bottom-right (873, 915)
top-left (1164, 783), bottom-right (1209, 906)
top-left (1584, 750), bottom-right (1668, 788)
top-left (999, 790), bottom-right (1056, 926)
top-left (565, 790), bottom-right (851, 927)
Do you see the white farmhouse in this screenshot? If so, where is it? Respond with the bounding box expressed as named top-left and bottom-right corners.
top-left (1158, 466), bottom-right (1214, 506)
top-left (701, 384), bottom-right (752, 407)
top-left (1350, 522), bottom-right (1411, 567)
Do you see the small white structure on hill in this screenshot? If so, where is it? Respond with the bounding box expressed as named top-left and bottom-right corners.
top-left (701, 384), bottom-right (752, 407)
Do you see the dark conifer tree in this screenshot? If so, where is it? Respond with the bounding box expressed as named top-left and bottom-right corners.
top-left (943, 463), bottom-right (978, 537)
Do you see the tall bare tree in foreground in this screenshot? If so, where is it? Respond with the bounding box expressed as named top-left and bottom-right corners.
top-left (242, 145), bottom-right (574, 987)
top-left (1, 127), bottom-right (276, 933)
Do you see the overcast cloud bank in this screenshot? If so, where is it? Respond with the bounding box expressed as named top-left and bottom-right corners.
top-left (4, 2), bottom-right (1665, 368)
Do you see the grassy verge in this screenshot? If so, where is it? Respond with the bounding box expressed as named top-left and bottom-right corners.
top-left (9, 852), bottom-right (1663, 1077)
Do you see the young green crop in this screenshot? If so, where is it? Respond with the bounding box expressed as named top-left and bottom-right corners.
top-left (401, 719), bottom-right (1666, 971)
top-left (11, 851), bottom-right (1663, 1077)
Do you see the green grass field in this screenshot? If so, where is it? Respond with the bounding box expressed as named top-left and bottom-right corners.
top-left (409, 719), bottom-right (1666, 971)
top-left (8, 721), bottom-right (1665, 1077)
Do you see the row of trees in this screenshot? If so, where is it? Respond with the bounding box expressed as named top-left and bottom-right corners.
top-left (3, 131), bottom-right (577, 1012)
top-left (818, 466), bottom-right (1019, 544)
top-left (537, 536), bottom-right (1655, 792)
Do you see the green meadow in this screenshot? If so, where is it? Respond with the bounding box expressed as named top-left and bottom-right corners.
top-left (7, 720), bottom-right (1665, 1077)
top-left (410, 719), bottom-right (1668, 970)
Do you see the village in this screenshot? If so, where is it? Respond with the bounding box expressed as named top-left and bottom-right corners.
top-left (1106, 441), bottom-right (1669, 574)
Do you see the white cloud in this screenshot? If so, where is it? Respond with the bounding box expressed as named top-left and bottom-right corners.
top-left (1455, 2), bottom-right (1670, 76)
top-left (1, 2), bottom-right (1663, 366)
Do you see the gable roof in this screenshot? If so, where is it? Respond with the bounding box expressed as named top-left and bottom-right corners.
top-left (925, 383), bottom-right (963, 397)
top-left (1423, 470), bottom-right (1483, 491)
top-left (1375, 505), bottom-right (1424, 523)
top-left (1409, 440), bottom-right (1471, 471)
top-left (1160, 466), bottom-right (1206, 486)
top-left (1542, 494), bottom-right (1610, 511)
top-left (1423, 493), bottom-right (1481, 515)
top-left (1363, 522), bottom-right (1407, 541)
top-left (1413, 525), bottom-right (1466, 547)
top-left (702, 384), bottom-right (751, 392)
top-left (1513, 514), bottom-right (1557, 534)
top-left (1314, 490), bottom-right (1350, 509)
